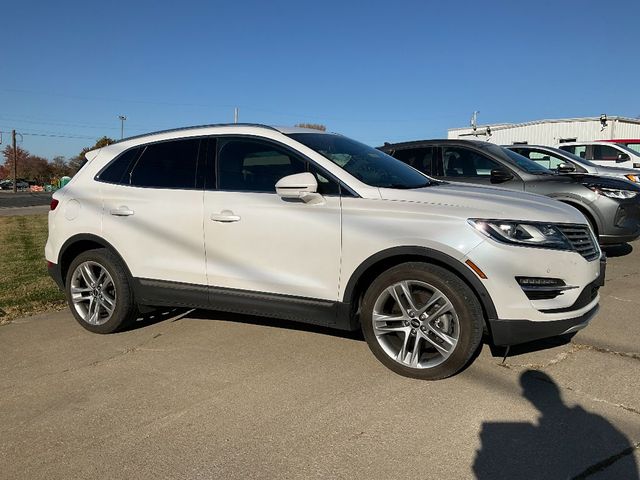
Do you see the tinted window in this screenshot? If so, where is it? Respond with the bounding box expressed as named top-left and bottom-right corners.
top-left (442, 147), bottom-right (499, 177)
top-left (217, 139), bottom-right (340, 194)
top-left (129, 139), bottom-right (200, 189)
top-left (98, 148), bottom-right (140, 184)
top-left (593, 145), bottom-right (622, 161)
top-left (289, 133), bottom-right (432, 189)
top-left (392, 147), bottom-right (435, 175)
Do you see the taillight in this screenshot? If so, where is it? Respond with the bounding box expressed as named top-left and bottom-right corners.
top-left (50, 199), bottom-right (59, 210)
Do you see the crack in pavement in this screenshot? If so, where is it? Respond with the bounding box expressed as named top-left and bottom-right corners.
top-left (572, 441), bottom-right (640, 479)
top-left (497, 342), bottom-right (640, 371)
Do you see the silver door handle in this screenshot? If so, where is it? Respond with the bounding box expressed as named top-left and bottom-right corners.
top-left (210, 211), bottom-right (241, 223)
top-left (110, 207), bottom-right (134, 216)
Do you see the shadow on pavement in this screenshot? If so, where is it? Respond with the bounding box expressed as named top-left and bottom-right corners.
top-left (473, 369), bottom-right (639, 479)
top-left (487, 334), bottom-right (575, 359)
top-left (119, 307), bottom-right (193, 332)
top-left (602, 243), bottom-right (633, 258)
top-left (186, 308), bottom-right (365, 341)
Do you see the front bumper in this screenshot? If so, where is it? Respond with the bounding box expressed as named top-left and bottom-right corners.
top-left (488, 304), bottom-right (599, 345)
top-left (597, 196), bottom-right (640, 244)
top-left (485, 255), bottom-right (606, 345)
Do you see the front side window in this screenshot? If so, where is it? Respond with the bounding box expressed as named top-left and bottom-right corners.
top-left (592, 145), bottom-right (622, 161)
top-left (288, 133), bottom-right (432, 189)
top-left (561, 145), bottom-right (587, 159)
top-left (392, 147), bottom-right (435, 175)
top-left (217, 139), bottom-right (340, 194)
top-left (520, 150), bottom-right (566, 170)
top-left (442, 147), bottom-right (499, 177)
top-left (129, 138), bottom-right (201, 189)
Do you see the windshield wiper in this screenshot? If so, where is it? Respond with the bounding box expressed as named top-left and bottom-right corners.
top-left (385, 182), bottom-right (432, 189)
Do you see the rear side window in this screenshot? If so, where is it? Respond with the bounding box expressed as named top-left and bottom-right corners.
top-left (98, 148), bottom-right (140, 184)
top-left (392, 147), bottom-right (435, 175)
top-left (442, 147), bottom-right (499, 177)
top-left (129, 139), bottom-right (201, 189)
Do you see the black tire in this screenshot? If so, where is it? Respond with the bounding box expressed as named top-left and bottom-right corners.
top-left (65, 248), bottom-right (138, 334)
top-left (361, 262), bottom-right (483, 380)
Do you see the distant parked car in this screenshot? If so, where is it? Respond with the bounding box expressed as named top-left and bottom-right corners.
top-left (506, 145), bottom-right (640, 184)
top-left (558, 142), bottom-right (640, 170)
top-left (380, 139), bottom-right (640, 245)
top-left (601, 139), bottom-right (640, 155)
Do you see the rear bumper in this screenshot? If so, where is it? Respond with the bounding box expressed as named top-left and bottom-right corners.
top-left (47, 262), bottom-right (64, 290)
top-left (488, 304), bottom-right (599, 346)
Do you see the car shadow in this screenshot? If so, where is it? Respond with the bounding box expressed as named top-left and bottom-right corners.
top-left (184, 309), bottom-right (365, 341)
top-left (601, 242), bottom-right (633, 257)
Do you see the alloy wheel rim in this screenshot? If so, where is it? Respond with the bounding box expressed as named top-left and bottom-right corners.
top-left (372, 280), bottom-right (459, 369)
top-left (70, 261), bottom-right (116, 326)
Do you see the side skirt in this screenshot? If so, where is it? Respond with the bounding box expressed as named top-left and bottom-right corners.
top-left (131, 278), bottom-right (356, 331)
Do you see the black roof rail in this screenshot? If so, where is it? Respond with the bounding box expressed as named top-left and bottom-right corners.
top-left (114, 123), bottom-right (278, 144)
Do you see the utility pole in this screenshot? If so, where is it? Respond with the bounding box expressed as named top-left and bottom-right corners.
top-left (118, 115), bottom-right (127, 139)
top-left (12, 130), bottom-right (17, 193)
top-left (234, 107), bottom-right (239, 124)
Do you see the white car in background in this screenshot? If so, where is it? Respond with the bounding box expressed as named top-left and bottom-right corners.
top-left (559, 141), bottom-right (640, 170)
top-left (506, 145), bottom-right (640, 183)
top-left (46, 124), bottom-right (604, 380)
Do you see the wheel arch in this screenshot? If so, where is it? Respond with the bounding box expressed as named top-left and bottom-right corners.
top-left (342, 247), bottom-right (498, 330)
top-left (58, 234), bottom-right (133, 287)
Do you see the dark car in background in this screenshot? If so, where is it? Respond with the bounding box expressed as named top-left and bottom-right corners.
top-left (506, 145), bottom-right (640, 184)
top-left (379, 139), bottom-right (640, 245)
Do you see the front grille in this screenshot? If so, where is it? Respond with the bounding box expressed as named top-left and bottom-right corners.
top-left (557, 225), bottom-right (599, 261)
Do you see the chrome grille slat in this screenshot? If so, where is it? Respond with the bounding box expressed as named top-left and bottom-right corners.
top-left (557, 225), bottom-right (599, 261)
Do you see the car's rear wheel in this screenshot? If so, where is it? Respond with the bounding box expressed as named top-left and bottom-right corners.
top-left (361, 262), bottom-right (483, 380)
top-left (65, 248), bottom-right (138, 334)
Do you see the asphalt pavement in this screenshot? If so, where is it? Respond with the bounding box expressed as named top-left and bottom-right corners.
top-left (1, 244), bottom-right (639, 479)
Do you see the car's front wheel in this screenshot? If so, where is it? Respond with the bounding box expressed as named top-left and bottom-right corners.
top-left (65, 248), bottom-right (138, 334)
top-left (361, 262), bottom-right (483, 380)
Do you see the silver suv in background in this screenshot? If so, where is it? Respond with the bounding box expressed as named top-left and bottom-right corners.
top-left (506, 145), bottom-right (640, 184)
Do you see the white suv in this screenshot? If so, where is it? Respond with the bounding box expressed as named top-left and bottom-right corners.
top-left (46, 125), bottom-right (605, 379)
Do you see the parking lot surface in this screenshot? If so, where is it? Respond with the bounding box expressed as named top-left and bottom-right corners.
top-left (1, 245), bottom-right (639, 479)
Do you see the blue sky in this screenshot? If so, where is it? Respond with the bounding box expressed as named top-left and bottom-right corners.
top-left (1, 0), bottom-right (639, 160)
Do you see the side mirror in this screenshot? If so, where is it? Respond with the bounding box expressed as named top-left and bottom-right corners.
top-left (617, 153), bottom-right (630, 162)
top-left (490, 168), bottom-right (514, 184)
top-left (275, 172), bottom-right (321, 203)
top-left (557, 162), bottom-right (576, 173)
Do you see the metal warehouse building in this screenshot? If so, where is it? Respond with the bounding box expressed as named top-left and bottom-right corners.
top-left (447, 116), bottom-right (640, 146)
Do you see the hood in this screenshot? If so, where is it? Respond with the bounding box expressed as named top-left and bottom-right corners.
top-left (378, 182), bottom-right (586, 224)
top-left (593, 164), bottom-right (640, 175)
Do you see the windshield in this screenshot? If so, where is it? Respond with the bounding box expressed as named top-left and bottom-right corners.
top-left (616, 143), bottom-right (640, 156)
top-left (620, 142), bottom-right (640, 154)
top-left (288, 133), bottom-right (433, 189)
top-left (490, 145), bottom-right (553, 174)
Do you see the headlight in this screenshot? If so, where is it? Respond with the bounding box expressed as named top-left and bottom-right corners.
top-left (625, 174), bottom-right (640, 183)
top-left (468, 219), bottom-right (572, 250)
top-left (586, 185), bottom-right (638, 199)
